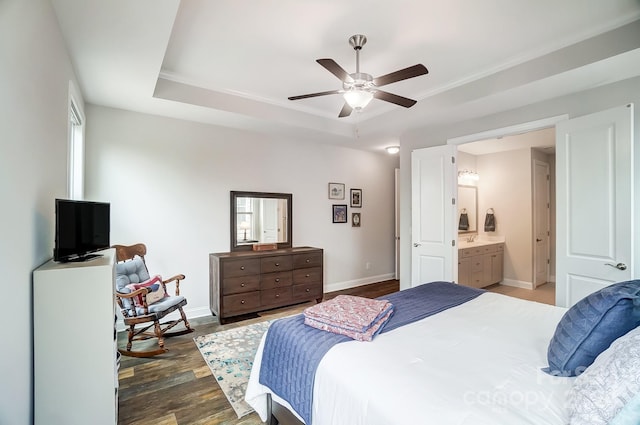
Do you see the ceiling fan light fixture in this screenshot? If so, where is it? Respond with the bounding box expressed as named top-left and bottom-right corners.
top-left (343, 89), bottom-right (373, 110)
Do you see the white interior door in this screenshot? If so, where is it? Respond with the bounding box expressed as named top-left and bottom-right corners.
top-left (533, 160), bottom-right (550, 288)
top-left (556, 104), bottom-right (634, 307)
top-left (411, 145), bottom-right (457, 287)
top-left (261, 199), bottom-right (278, 242)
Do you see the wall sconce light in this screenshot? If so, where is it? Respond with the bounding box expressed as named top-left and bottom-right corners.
top-left (458, 169), bottom-right (479, 181)
top-left (386, 146), bottom-right (400, 154)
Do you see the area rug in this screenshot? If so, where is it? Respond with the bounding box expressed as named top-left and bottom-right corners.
top-left (194, 320), bottom-right (272, 418)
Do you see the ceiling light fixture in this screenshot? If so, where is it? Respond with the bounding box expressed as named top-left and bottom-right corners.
top-left (386, 146), bottom-right (400, 154)
top-left (343, 88), bottom-right (374, 111)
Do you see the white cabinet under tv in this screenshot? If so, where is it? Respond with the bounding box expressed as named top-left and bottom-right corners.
top-left (33, 248), bottom-right (118, 425)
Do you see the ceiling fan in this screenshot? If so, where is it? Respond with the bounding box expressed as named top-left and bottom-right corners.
top-left (288, 34), bottom-right (428, 118)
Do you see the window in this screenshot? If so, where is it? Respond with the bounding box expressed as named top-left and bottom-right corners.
top-left (67, 83), bottom-right (85, 200)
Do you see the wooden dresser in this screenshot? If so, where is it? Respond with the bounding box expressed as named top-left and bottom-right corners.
top-left (209, 246), bottom-right (323, 323)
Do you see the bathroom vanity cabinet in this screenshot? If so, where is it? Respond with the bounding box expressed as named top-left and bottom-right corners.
top-left (458, 242), bottom-right (504, 288)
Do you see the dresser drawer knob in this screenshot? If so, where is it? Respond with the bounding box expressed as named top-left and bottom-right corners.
top-left (305, 259), bottom-right (310, 263)
top-left (241, 283), bottom-right (245, 287)
top-left (305, 288), bottom-right (310, 292)
top-left (275, 263), bottom-right (280, 267)
top-left (275, 278), bottom-right (280, 283)
top-left (241, 300), bottom-right (245, 304)
top-left (275, 294), bottom-right (280, 298)
top-left (305, 274), bottom-right (310, 278)
top-left (240, 266), bottom-right (245, 270)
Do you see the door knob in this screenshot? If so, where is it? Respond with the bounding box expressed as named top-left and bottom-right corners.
top-left (536, 238), bottom-right (542, 242)
top-left (413, 243), bottom-right (421, 247)
top-left (605, 262), bottom-right (627, 271)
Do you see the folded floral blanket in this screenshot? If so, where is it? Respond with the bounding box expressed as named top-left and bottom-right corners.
top-left (305, 308), bottom-right (393, 341)
top-left (303, 294), bottom-right (394, 340)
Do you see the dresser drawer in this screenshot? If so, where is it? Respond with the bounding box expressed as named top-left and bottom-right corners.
top-left (221, 275), bottom-right (260, 296)
top-left (292, 267), bottom-right (322, 284)
top-left (261, 255), bottom-right (293, 273)
top-left (222, 258), bottom-right (260, 278)
top-left (293, 252), bottom-right (323, 268)
top-left (261, 287), bottom-right (293, 306)
top-left (460, 247), bottom-right (484, 257)
top-left (223, 291), bottom-right (261, 315)
top-left (292, 283), bottom-right (323, 300)
top-left (260, 271), bottom-right (293, 290)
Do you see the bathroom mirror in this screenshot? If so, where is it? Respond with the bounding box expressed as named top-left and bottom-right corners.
top-left (230, 191), bottom-right (292, 251)
top-left (458, 185), bottom-right (477, 234)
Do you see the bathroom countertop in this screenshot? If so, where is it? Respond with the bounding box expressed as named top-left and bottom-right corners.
top-left (457, 238), bottom-right (505, 249)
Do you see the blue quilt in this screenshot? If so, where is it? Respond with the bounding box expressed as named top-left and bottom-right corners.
top-left (258, 281), bottom-right (484, 424)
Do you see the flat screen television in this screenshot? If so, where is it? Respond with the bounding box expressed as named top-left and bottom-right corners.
top-left (54, 198), bottom-right (111, 262)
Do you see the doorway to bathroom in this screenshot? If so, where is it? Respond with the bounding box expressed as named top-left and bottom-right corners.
top-left (455, 126), bottom-right (556, 297)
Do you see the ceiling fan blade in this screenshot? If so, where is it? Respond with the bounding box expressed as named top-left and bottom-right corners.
top-left (288, 89), bottom-right (342, 101)
top-left (374, 90), bottom-right (417, 108)
top-left (373, 64), bottom-right (428, 87)
top-left (317, 59), bottom-right (354, 83)
top-left (338, 103), bottom-right (353, 118)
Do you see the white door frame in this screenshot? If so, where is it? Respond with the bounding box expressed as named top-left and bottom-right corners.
top-left (444, 114), bottom-right (568, 287)
top-left (447, 115), bottom-right (569, 147)
top-left (533, 159), bottom-right (551, 288)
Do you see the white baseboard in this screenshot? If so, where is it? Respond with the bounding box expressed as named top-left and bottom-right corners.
top-left (501, 278), bottom-right (534, 290)
top-left (324, 273), bottom-right (396, 293)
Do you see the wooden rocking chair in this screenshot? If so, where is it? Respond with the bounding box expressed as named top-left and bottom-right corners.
top-left (113, 243), bottom-right (193, 357)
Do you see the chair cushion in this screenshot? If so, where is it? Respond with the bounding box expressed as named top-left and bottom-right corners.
top-left (116, 257), bottom-right (153, 310)
top-left (115, 257), bottom-right (150, 291)
top-left (544, 279), bottom-right (640, 377)
top-left (132, 295), bottom-right (186, 317)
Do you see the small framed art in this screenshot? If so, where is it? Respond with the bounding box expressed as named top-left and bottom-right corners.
top-left (328, 182), bottom-right (345, 200)
top-left (350, 188), bottom-right (362, 208)
top-left (332, 204), bottom-right (347, 223)
top-left (352, 212), bottom-right (361, 227)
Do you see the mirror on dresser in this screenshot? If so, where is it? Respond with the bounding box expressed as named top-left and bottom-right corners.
top-left (230, 191), bottom-right (292, 251)
top-left (458, 185), bottom-right (477, 234)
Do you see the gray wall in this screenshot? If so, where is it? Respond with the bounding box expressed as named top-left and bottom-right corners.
top-left (85, 105), bottom-right (399, 320)
top-left (0, 0), bottom-right (83, 423)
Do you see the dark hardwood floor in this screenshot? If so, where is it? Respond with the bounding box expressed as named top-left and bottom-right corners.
top-left (117, 280), bottom-right (399, 425)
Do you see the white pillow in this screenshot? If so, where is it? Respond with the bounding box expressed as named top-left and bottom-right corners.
top-left (568, 326), bottom-right (640, 425)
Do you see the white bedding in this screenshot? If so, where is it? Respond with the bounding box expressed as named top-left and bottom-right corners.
top-left (246, 292), bottom-right (575, 425)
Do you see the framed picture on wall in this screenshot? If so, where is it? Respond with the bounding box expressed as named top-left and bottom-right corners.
top-left (352, 212), bottom-right (361, 227)
top-left (328, 183), bottom-right (345, 200)
top-left (332, 204), bottom-right (347, 223)
top-left (350, 188), bottom-right (362, 207)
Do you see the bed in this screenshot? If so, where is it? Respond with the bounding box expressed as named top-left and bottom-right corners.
top-left (245, 281), bottom-right (640, 425)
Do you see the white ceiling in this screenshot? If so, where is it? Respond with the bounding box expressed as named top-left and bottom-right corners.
top-left (50, 0), bottom-right (640, 152)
